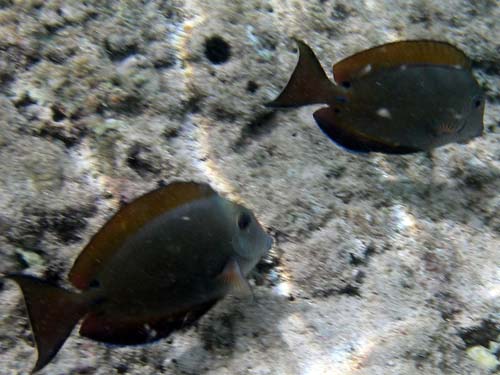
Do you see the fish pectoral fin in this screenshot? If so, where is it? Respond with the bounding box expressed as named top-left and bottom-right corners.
top-left (313, 107), bottom-right (420, 154)
top-left (217, 258), bottom-right (253, 298)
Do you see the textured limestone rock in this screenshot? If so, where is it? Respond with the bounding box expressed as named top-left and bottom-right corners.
top-left (0, 0), bottom-right (498, 374)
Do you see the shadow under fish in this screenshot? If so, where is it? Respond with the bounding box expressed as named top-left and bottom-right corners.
top-left (5, 181), bottom-right (273, 373)
top-left (267, 39), bottom-right (485, 154)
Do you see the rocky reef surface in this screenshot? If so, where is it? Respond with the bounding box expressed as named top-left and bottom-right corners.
top-left (0, 1), bottom-right (499, 374)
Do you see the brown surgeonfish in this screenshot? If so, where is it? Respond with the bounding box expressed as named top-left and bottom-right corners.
top-left (267, 39), bottom-right (484, 154)
top-left (6, 181), bottom-right (273, 373)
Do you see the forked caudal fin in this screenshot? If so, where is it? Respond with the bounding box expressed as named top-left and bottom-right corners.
top-left (266, 39), bottom-right (341, 108)
top-left (6, 274), bottom-right (89, 373)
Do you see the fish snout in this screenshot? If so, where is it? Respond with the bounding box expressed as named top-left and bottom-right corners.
top-left (265, 235), bottom-right (274, 250)
top-left (458, 126), bottom-right (483, 144)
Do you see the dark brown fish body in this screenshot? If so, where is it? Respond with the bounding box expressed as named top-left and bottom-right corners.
top-left (88, 195), bottom-right (262, 320)
top-left (6, 182), bottom-right (272, 373)
top-left (268, 40), bottom-right (484, 154)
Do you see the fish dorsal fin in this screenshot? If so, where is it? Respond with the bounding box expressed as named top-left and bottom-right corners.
top-left (69, 181), bottom-right (217, 290)
top-left (333, 40), bottom-right (471, 84)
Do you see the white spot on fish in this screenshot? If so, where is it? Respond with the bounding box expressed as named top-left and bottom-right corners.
top-left (453, 113), bottom-right (463, 120)
top-left (181, 216), bottom-right (190, 221)
top-left (144, 324), bottom-right (157, 338)
top-left (376, 108), bottom-right (392, 119)
top-left (360, 64), bottom-right (372, 76)
top-left (400, 64), bottom-right (407, 71)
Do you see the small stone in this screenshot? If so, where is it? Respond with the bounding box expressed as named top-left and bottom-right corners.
top-left (466, 345), bottom-right (500, 370)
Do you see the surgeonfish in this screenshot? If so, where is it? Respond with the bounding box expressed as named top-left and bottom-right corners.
top-left (6, 181), bottom-right (273, 373)
top-left (267, 39), bottom-right (484, 154)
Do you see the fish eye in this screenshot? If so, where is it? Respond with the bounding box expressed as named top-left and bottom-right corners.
top-left (238, 212), bottom-right (252, 230)
top-left (341, 81), bottom-right (351, 89)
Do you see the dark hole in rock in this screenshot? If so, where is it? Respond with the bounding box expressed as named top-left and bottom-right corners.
top-left (44, 24), bottom-right (62, 34)
top-left (104, 38), bottom-right (139, 62)
top-left (126, 143), bottom-right (160, 177)
top-left (349, 253), bottom-right (364, 265)
top-left (233, 111), bottom-right (276, 150)
top-left (354, 270), bottom-right (366, 283)
top-left (14, 93), bottom-right (36, 108)
top-left (364, 243), bottom-right (376, 258)
top-left (472, 59), bottom-right (500, 75)
top-left (245, 111), bottom-right (276, 136)
top-left (184, 95), bottom-right (201, 114)
top-left (39, 121), bottom-right (87, 148)
top-left (338, 284), bottom-right (361, 297)
top-left (204, 35), bottom-right (231, 64)
top-left (0, 0), bottom-right (14, 9)
top-left (459, 320), bottom-right (500, 348)
top-left (75, 366), bottom-right (96, 374)
top-left (256, 253), bottom-right (280, 274)
top-left (163, 125), bottom-right (179, 139)
top-left (51, 105), bottom-right (66, 122)
top-left (246, 80), bottom-right (259, 93)
top-left (331, 4), bottom-right (351, 20)
top-left (39, 205), bottom-right (96, 244)
top-left (109, 93), bottom-right (143, 115)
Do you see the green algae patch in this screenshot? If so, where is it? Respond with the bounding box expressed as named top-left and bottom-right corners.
top-left (466, 345), bottom-right (499, 371)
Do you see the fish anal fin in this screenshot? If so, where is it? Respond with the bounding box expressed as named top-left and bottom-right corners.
top-left (216, 258), bottom-right (252, 297)
top-left (313, 107), bottom-right (420, 154)
top-left (6, 274), bottom-right (88, 373)
top-left (267, 39), bottom-right (341, 108)
top-left (80, 300), bottom-right (217, 345)
top-left (333, 40), bottom-right (471, 84)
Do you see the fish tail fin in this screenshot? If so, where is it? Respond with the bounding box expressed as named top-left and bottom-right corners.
top-left (266, 39), bottom-right (341, 108)
top-left (6, 273), bottom-right (89, 373)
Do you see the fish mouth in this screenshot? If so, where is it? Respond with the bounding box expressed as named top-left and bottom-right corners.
top-left (265, 235), bottom-right (274, 250)
top-left (457, 127), bottom-right (483, 144)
